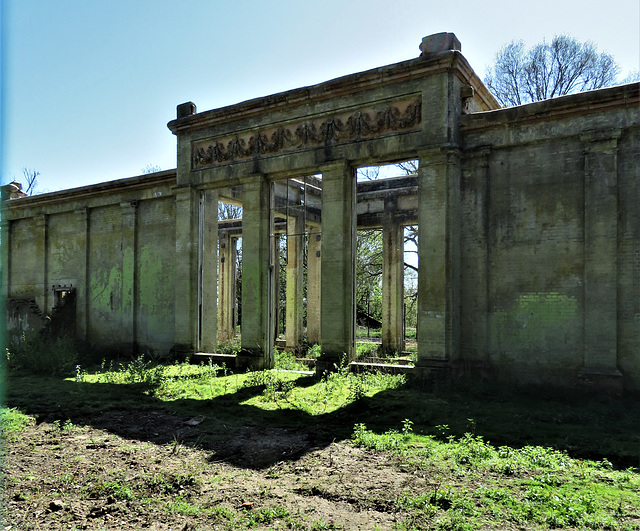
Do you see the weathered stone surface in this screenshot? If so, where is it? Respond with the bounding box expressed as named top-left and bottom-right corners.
top-left (3, 34), bottom-right (639, 393)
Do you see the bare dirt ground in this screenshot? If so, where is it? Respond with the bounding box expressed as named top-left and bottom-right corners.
top-left (3, 408), bottom-right (426, 530)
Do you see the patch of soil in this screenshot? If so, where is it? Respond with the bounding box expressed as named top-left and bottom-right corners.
top-left (2, 409), bottom-right (427, 530)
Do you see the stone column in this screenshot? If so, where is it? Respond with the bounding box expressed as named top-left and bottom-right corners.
top-left (217, 233), bottom-right (237, 342)
top-left (1, 219), bottom-right (10, 302)
top-left (317, 161), bottom-right (356, 373)
top-left (416, 147), bottom-right (461, 372)
top-left (579, 130), bottom-right (622, 393)
top-left (200, 189), bottom-right (218, 352)
top-left (173, 185), bottom-right (199, 355)
top-left (382, 198), bottom-right (405, 355)
top-left (34, 214), bottom-right (48, 313)
top-left (285, 214), bottom-right (304, 351)
top-left (238, 175), bottom-right (274, 370)
top-left (306, 227), bottom-right (322, 345)
top-left (120, 201), bottom-right (137, 351)
top-left (75, 208), bottom-right (90, 343)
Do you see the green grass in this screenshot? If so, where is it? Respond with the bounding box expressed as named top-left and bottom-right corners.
top-left (5, 357), bottom-right (640, 529)
top-left (0, 407), bottom-right (32, 438)
top-left (353, 422), bottom-right (640, 530)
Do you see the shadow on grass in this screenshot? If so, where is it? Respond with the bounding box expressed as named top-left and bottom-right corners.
top-left (5, 371), bottom-right (640, 470)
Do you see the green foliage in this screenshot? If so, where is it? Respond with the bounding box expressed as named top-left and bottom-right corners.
top-left (356, 229), bottom-right (383, 322)
top-left (242, 506), bottom-right (289, 526)
top-left (243, 369), bottom-right (298, 406)
top-left (452, 433), bottom-right (496, 465)
top-left (274, 348), bottom-right (309, 371)
top-left (93, 355), bottom-right (164, 387)
top-left (86, 480), bottom-right (134, 501)
top-left (355, 341), bottom-right (379, 359)
top-left (216, 339), bottom-right (241, 355)
top-left (0, 407), bottom-right (32, 436)
top-left (351, 419), bottom-right (413, 452)
top-left (6, 332), bottom-right (79, 376)
top-left (306, 343), bottom-right (321, 358)
top-left (6, 358), bottom-right (640, 530)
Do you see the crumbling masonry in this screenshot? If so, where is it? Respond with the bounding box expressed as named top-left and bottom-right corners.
top-left (4, 33), bottom-right (639, 393)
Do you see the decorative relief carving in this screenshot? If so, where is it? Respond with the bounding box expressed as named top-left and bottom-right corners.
top-left (192, 98), bottom-right (421, 168)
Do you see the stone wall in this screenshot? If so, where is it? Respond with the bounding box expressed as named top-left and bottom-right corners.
top-left (459, 83), bottom-right (640, 392)
top-left (3, 171), bottom-right (178, 356)
top-left (3, 35), bottom-right (639, 393)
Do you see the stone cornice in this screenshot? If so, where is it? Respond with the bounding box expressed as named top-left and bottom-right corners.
top-left (459, 83), bottom-right (640, 134)
top-left (168, 50), bottom-right (493, 135)
top-left (2, 170), bottom-right (177, 214)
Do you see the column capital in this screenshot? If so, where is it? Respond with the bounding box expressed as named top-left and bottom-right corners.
top-left (417, 144), bottom-right (461, 163)
top-left (34, 213), bottom-right (48, 228)
top-left (319, 160), bottom-right (351, 175)
top-left (580, 128), bottom-right (621, 151)
top-left (463, 145), bottom-right (492, 168)
top-left (172, 183), bottom-right (197, 200)
top-left (241, 173), bottom-right (267, 191)
top-left (74, 207), bottom-right (89, 220)
top-left (120, 200), bottom-right (138, 216)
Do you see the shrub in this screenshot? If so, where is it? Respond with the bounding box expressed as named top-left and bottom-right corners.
top-left (6, 332), bottom-right (79, 376)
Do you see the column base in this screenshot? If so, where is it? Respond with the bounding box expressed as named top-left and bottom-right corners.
top-left (236, 349), bottom-right (271, 371)
top-left (412, 358), bottom-right (451, 388)
top-left (578, 366), bottom-right (623, 396)
top-left (315, 353), bottom-right (350, 376)
top-left (170, 344), bottom-right (194, 362)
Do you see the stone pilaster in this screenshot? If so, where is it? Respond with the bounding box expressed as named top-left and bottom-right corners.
top-left (317, 161), bottom-right (356, 373)
top-left (285, 214), bottom-right (304, 351)
top-left (120, 201), bottom-right (137, 351)
top-left (382, 199), bottom-right (405, 355)
top-left (416, 146), bottom-right (461, 371)
top-left (1, 219), bottom-right (10, 301)
top-left (75, 208), bottom-right (90, 342)
top-left (173, 185), bottom-right (199, 354)
top-left (34, 214), bottom-right (48, 313)
top-left (579, 129), bottom-right (622, 393)
top-left (306, 227), bottom-right (322, 345)
top-left (200, 190), bottom-right (218, 352)
top-left (238, 175), bottom-right (274, 370)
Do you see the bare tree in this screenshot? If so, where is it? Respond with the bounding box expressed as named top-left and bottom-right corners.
top-left (218, 201), bottom-right (242, 220)
top-left (22, 168), bottom-right (40, 196)
top-left (485, 35), bottom-right (621, 107)
top-left (141, 164), bottom-right (162, 174)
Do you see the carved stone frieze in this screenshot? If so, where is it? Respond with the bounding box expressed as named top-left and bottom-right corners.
top-left (192, 98), bottom-right (421, 168)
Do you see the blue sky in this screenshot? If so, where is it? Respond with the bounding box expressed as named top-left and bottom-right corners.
top-left (2, 0), bottom-right (639, 193)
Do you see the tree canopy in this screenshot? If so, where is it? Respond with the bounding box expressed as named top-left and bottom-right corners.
top-left (484, 35), bottom-right (622, 107)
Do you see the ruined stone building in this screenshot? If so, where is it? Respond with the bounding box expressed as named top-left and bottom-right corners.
top-left (3, 33), bottom-right (639, 393)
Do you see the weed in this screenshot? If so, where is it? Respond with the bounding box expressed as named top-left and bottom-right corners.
top-left (211, 506), bottom-right (234, 520)
top-left (352, 421), bottom-right (412, 452)
top-left (6, 332), bottom-right (79, 376)
top-left (274, 348), bottom-right (308, 371)
top-left (93, 355), bottom-right (164, 387)
top-left (307, 343), bottom-right (321, 358)
top-left (216, 338), bottom-right (241, 355)
top-left (355, 341), bottom-right (379, 359)
top-left (86, 480), bottom-right (134, 501)
top-left (0, 408), bottom-right (32, 435)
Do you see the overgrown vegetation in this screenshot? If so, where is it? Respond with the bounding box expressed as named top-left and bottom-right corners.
top-left (5, 331), bottom-right (79, 376)
top-left (4, 356), bottom-right (640, 529)
top-left (352, 421), bottom-right (639, 530)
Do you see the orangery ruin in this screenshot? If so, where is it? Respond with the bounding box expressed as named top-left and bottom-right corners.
top-left (3, 33), bottom-right (639, 394)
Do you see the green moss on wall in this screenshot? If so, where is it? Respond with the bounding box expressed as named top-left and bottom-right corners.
top-left (491, 292), bottom-right (579, 365)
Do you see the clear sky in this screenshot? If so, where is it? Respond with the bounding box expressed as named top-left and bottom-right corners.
top-left (2, 0), bottom-right (639, 194)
